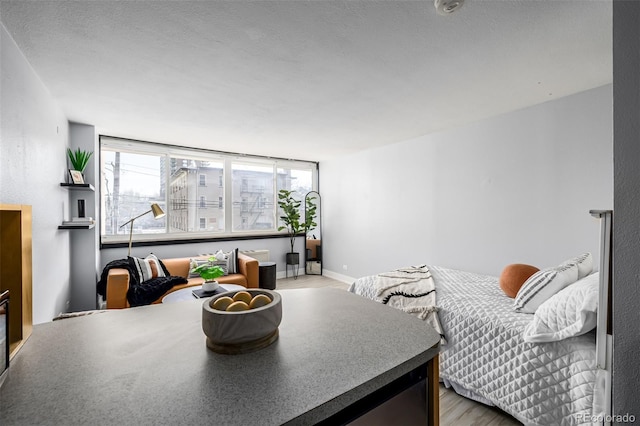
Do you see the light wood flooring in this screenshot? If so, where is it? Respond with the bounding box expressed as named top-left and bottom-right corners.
top-left (276, 274), bottom-right (522, 425)
top-left (276, 273), bottom-right (351, 290)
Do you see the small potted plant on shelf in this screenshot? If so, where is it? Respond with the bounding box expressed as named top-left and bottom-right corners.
top-left (67, 148), bottom-right (93, 183)
top-left (191, 257), bottom-right (225, 292)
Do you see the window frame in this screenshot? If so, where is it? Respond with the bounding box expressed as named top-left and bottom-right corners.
top-left (99, 136), bottom-right (318, 246)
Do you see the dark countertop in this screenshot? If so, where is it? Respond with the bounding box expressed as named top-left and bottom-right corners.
top-left (0, 288), bottom-right (440, 425)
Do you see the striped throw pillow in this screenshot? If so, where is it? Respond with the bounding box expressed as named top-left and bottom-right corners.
top-left (130, 254), bottom-right (167, 283)
top-left (189, 258), bottom-right (210, 278)
top-left (561, 252), bottom-right (593, 279)
top-left (211, 259), bottom-right (229, 275)
top-left (210, 249), bottom-right (238, 274)
top-left (514, 262), bottom-right (578, 313)
top-left (227, 248), bottom-right (238, 274)
top-left (191, 248), bottom-right (239, 277)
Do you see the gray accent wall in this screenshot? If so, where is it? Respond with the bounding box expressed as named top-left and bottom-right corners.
top-left (321, 84), bottom-right (613, 280)
top-left (1, 24), bottom-right (71, 323)
top-left (612, 0), bottom-right (640, 418)
top-left (68, 123), bottom-right (100, 311)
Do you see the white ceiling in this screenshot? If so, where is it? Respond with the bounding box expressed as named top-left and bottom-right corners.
top-left (1, 0), bottom-right (611, 161)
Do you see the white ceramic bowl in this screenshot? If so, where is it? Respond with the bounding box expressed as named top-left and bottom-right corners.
top-left (201, 289), bottom-right (282, 353)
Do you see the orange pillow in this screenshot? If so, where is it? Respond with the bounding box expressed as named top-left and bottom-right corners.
top-left (499, 264), bottom-right (540, 298)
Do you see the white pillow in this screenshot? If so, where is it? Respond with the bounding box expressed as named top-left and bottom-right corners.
top-left (523, 272), bottom-right (599, 343)
top-left (561, 252), bottom-right (593, 279)
top-left (213, 249), bottom-right (238, 274)
top-left (514, 262), bottom-right (578, 313)
top-left (213, 249), bottom-right (227, 261)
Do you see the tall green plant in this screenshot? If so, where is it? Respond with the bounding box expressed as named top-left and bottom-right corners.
top-left (67, 148), bottom-right (93, 172)
top-left (278, 189), bottom-right (318, 253)
top-left (305, 194), bottom-right (318, 235)
top-left (278, 189), bottom-right (302, 253)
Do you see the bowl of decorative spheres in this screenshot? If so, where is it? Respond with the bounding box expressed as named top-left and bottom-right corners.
top-left (202, 289), bottom-right (282, 354)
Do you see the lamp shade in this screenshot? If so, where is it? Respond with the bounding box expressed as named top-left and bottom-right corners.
top-left (151, 203), bottom-right (165, 219)
top-left (120, 203), bottom-right (166, 257)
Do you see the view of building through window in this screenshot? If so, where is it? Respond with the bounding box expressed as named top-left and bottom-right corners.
top-left (100, 137), bottom-right (316, 243)
top-left (102, 150), bottom-right (166, 236)
top-left (168, 158), bottom-right (224, 233)
top-left (231, 163), bottom-right (274, 232)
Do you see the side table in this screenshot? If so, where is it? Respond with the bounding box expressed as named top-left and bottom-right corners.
top-left (259, 261), bottom-right (277, 290)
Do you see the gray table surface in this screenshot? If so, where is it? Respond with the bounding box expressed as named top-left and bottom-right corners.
top-left (0, 288), bottom-right (440, 425)
top-left (161, 284), bottom-right (246, 303)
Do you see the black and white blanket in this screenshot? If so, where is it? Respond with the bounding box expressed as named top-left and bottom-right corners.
top-left (349, 265), bottom-right (446, 344)
top-left (97, 258), bottom-right (187, 307)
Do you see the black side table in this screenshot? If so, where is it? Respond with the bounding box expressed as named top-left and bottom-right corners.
top-left (258, 261), bottom-right (277, 290)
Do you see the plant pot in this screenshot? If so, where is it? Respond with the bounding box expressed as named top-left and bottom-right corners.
top-left (286, 252), bottom-right (299, 265)
top-left (202, 281), bottom-right (219, 292)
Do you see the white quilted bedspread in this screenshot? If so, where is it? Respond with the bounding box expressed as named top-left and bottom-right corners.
top-left (349, 265), bottom-right (597, 426)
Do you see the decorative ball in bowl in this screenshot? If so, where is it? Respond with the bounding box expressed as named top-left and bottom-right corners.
top-left (202, 289), bottom-right (282, 354)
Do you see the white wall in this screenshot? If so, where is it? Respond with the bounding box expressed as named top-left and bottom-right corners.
top-left (1, 24), bottom-right (72, 323)
top-left (321, 85), bottom-right (613, 281)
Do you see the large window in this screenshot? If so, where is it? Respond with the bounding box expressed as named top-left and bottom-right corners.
top-left (100, 136), bottom-right (318, 244)
top-left (232, 162), bottom-right (275, 232)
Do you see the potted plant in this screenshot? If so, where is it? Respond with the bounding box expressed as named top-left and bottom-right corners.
top-left (67, 148), bottom-right (93, 178)
top-left (191, 257), bottom-right (225, 292)
top-left (278, 189), bottom-right (317, 275)
top-left (304, 191), bottom-right (319, 263)
top-left (304, 194), bottom-right (318, 235)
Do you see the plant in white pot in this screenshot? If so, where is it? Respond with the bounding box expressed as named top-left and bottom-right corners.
top-left (191, 258), bottom-right (225, 292)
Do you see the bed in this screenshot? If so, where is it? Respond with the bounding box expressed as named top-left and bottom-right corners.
top-left (349, 265), bottom-right (600, 426)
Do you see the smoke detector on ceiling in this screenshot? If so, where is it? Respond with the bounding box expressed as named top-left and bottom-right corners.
top-left (434, 0), bottom-right (465, 15)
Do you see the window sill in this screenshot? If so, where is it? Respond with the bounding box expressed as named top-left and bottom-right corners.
top-left (100, 232), bottom-right (302, 250)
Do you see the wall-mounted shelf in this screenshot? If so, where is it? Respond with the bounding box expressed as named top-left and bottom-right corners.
top-left (58, 224), bottom-right (95, 230)
top-left (60, 183), bottom-right (95, 229)
top-left (60, 183), bottom-right (95, 191)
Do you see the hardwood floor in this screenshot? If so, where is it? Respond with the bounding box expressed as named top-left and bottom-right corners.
top-left (276, 273), bottom-right (351, 290)
top-left (350, 383), bottom-right (521, 425)
top-left (276, 274), bottom-right (522, 425)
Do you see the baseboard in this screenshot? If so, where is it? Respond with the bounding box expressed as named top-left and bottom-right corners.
top-left (322, 269), bottom-right (356, 285)
top-left (276, 270), bottom-right (305, 279)
top-left (275, 268), bottom-right (356, 284)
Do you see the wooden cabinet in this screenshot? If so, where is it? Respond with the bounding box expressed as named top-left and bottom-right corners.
top-left (0, 204), bottom-right (33, 358)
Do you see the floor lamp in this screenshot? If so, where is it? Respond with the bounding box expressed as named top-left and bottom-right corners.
top-left (119, 203), bottom-right (165, 256)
